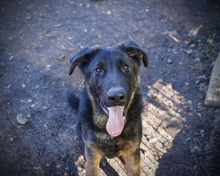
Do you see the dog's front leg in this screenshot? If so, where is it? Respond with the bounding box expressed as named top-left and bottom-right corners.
top-left (122, 148), bottom-right (141, 176)
top-left (85, 146), bottom-right (101, 176)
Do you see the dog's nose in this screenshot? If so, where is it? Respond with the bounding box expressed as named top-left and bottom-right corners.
top-left (107, 87), bottom-right (127, 105)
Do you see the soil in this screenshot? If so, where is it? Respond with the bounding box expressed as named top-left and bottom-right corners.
top-left (0, 0), bottom-right (220, 175)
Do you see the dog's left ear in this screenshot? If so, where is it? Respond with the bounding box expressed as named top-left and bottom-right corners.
top-left (118, 41), bottom-right (148, 68)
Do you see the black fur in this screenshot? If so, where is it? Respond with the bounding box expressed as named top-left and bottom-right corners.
top-left (67, 90), bottom-right (79, 110)
top-left (68, 41), bottom-right (148, 176)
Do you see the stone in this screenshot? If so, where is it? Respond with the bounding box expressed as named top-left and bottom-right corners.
top-left (106, 10), bottom-right (112, 15)
top-left (43, 106), bottom-right (49, 110)
top-left (167, 59), bottom-right (173, 64)
top-left (147, 93), bottom-right (156, 99)
top-left (10, 137), bottom-right (14, 142)
top-left (26, 16), bottom-right (32, 20)
top-left (16, 114), bottom-right (28, 125)
top-left (149, 138), bottom-right (157, 143)
top-left (190, 43), bottom-right (196, 48)
top-left (58, 55), bottom-right (66, 61)
top-left (200, 129), bottom-right (205, 137)
top-left (185, 82), bottom-right (189, 86)
top-left (205, 54), bottom-right (220, 106)
top-left (194, 58), bottom-right (200, 63)
top-left (167, 83), bottom-right (173, 90)
top-left (186, 49), bottom-right (193, 55)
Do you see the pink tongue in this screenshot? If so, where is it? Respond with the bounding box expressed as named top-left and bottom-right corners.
top-left (106, 106), bottom-right (125, 137)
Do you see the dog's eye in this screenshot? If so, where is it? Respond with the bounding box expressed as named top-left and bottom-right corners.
top-left (122, 64), bottom-right (129, 71)
top-left (95, 67), bottom-right (103, 73)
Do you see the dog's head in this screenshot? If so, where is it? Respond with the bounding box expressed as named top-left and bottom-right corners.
top-left (69, 41), bottom-right (148, 137)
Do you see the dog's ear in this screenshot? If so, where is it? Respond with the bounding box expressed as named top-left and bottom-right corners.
top-left (118, 41), bottom-right (148, 68)
top-left (69, 46), bottom-right (100, 75)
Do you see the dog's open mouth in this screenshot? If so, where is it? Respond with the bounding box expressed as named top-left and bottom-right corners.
top-left (100, 102), bottom-right (126, 137)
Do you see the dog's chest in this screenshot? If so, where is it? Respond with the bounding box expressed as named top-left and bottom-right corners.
top-left (89, 136), bottom-right (138, 158)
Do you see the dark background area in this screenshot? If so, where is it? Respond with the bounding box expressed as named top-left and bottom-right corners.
top-left (0, 0), bottom-right (219, 175)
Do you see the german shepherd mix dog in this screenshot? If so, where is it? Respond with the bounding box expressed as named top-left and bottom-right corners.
top-left (68, 41), bottom-right (148, 176)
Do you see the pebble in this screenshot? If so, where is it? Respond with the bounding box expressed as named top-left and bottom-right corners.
top-left (77, 166), bottom-right (82, 171)
top-left (197, 112), bottom-right (202, 117)
top-left (191, 148), bottom-right (195, 153)
top-left (194, 58), bottom-right (200, 63)
top-left (190, 43), bottom-right (196, 48)
top-left (47, 35), bottom-right (54, 38)
top-left (200, 129), bottom-right (205, 137)
top-left (7, 84), bottom-right (11, 89)
top-left (196, 80), bottom-right (200, 84)
top-left (147, 92), bottom-right (156, 99)
top-left (147, 85), bottom-right (152, 90)
top-left (183, 105), bottom-right (189, 111)
top-left (167, 83), bottom-right (173, 90)
top-left (167, 59), bottom-right (173, 64)
top-left (16, 114), bottom-right (28, 125)
top-left (58, 55), bottom-right (66, 61)
top-left (55, 24), bottom-right (62, 27)
top-left (186, 137), bottom-right (191, 142)
top-left (198, 75), bottom-right (206, 80)
top-left (26, 16), bottom-right (32, 20)
top-left (188, 100), bottom-right (193, 105)
top-left (106, 10), bottom-right (112, 15)
top-left (149, 138), bottom-right (157, 143)
top-left (9, 55), bottom-right (14, 61)
top-left (56, 164), bottom-right (61, 169)
top-left (10, 137), bottom-right (14, 142)
top-left (186, 49), bottom-right (193, 55)
top-left (43, 105), bottom-right (49, 110)
top-left (193, 165), bottom-right (198, 169)
top-left (190, 146), bottom-right (201, 153)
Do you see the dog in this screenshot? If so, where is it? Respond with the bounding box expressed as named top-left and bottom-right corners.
top-left (67, 41), bottom-right (148, 176)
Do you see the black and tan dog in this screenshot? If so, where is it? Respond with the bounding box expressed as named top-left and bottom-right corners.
top-left (68, 41), bottom-right (148, 176)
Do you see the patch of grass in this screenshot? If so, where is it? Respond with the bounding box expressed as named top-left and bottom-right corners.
top-left (206, 33), bottom-right (219, 60)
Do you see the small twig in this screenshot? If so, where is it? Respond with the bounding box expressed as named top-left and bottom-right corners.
top-left (168, 34), bottom-right (180, 42)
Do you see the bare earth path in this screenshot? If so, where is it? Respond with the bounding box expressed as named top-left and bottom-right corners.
top-left (0, 0), bottom-right (219, 175)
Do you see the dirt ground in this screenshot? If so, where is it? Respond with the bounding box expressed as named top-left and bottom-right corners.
top-left (0, 0), bottom-right (220, 175)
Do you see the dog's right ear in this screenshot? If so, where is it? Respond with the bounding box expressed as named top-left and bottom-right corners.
top-left (117, 41), bottom-right (148, 68)
top-left (69, 46), bottom-right (100, 75)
